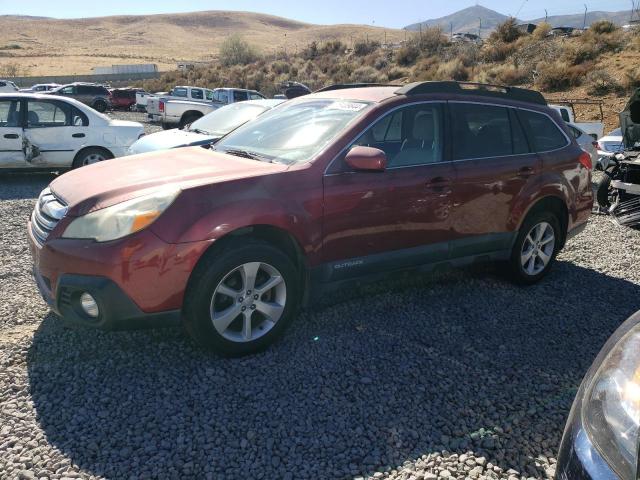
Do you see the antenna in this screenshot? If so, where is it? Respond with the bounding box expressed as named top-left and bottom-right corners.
top-left (515, 0), bottom-right (528, 19)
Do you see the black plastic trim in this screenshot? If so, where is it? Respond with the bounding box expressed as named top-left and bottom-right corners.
top-left (395, 81), bottom-right (547, 105)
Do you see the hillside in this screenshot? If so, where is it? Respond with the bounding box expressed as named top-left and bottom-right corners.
top-left (406, 6), bottom-right (632, 33)
top-left (405, 6), bottom-right (508, 36)
top-left (0, 11), bottom-right (405, 75)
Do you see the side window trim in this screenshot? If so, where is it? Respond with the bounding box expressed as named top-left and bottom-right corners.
top-left (324, 100), bottom-right (448, 175)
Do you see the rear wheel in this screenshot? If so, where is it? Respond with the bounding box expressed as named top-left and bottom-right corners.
top-left (183, 240), bottom-right (299, 356)
top-left (72, 147), bottom-right (113, 169)
top-left (596, 170), bottom-right (616, 209)
top-left (179, 112), bottom-right (202, 129)
top-left (508, 211), bottom-right (561, 285)
top-left (93, 99), bottom-right (107, 113)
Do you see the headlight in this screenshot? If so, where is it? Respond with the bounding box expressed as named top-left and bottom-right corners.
top-left (582, 322), bottom-right (640, 479)
top-left (62, 189), bottom-right (179, 242)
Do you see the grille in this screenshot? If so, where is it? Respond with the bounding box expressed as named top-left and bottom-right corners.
top-left (31, 187), bottom-right (67, 245)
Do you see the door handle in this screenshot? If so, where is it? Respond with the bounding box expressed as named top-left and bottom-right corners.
top-left (72, 133), bottom-right (85, 138)
top-left (4, 133), bottom-right (19, 139)
top-left (426, 177), bottom-right (452, 193)
top-left (517, 166), bottom-right (535, 178)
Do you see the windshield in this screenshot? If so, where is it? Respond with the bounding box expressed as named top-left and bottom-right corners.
top-left (214, 99), bottom-right (371, 164)
top-left (189, 103), bottom-right (268, 136)
top-left (609, 128), bottom-right (622, 137)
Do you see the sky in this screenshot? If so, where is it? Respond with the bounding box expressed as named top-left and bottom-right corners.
top-left (1, 0), bottom-right (633, 28)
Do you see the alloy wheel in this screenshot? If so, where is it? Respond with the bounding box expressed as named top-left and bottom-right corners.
top-left (209, 262), bottom-right (287, 343)
top-left (82, 153), bottom-right (106, 165)
top-left (520, 221), bottom-right (555, 276)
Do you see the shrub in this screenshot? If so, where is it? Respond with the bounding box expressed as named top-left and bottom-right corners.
top-left (590, 20), bottom-right (617, 35)
top-left (532, 22), bottom-right (552, 40)
top-left (535, 61), bottom-right (591, 92)
top-left (319, 40), bottom-right (346, 55)
top-left (350, 65), bottom-right (388, 83)
top-left (434, 59), bottom-right (470, 81)
top-left (481, 41), bottom-right (517, 62)
top-left (271, 61), bottom-right (290, 75)
top-left (353, 40), bottom-right (380, 56)
top-left (586, 70), bottom-right (621, 95)
top-left (219, 35), bottom-right (258, 66)
top-left (302, 41), bottom-right (319, 60)
top-left (396, 44), bottom-right (420, 66)
top-left (490, 18), bottom-right (523, 44)
top-left (388, 66), bottom-right (409, 81)
top-left (494, 65), bottom-right (530, 85)
top-left (416, 26), bottom-right (449, 55)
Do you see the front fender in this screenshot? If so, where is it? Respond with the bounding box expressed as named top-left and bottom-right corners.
top-left (150, 173), bottom-right (323, 264)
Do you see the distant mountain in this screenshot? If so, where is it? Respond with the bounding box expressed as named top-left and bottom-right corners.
top-left (529, 11), bottom-right (631, 29)
top-left (405, 5), bottom-right (633, 35)
top-left (405, 5), bottom-right (509, 36)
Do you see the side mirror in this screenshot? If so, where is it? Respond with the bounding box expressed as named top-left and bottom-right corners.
top-left (345, 146), bottom-right (387, 172)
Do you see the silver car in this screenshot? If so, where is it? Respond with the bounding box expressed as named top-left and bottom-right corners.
top-left (567, 123), bottom-right (598, 170)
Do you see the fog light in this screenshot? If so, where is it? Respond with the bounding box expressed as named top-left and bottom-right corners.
top-left (80, 293), bottom-right (99, 318)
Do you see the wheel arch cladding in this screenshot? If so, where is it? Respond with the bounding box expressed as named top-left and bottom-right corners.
top-left (520, 196), bottom-right (569, 246)
top-left (184, 224), bottom-right (309, 306)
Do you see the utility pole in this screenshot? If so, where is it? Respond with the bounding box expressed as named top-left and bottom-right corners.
top-left (545, 9), bottom-right (548, 22)
top-left (450, 21), bottom-right (453, 39)
top-left (583, 4), bottom-right (588, 30)
top-left (478, 18), bottom-right (482, 38)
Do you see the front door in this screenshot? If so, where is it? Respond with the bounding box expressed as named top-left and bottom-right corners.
top-left (448, 102), bottom-right (541, 257)
top-left (23, 98), bottom-right (89, 167)
top-left (322, 102), bottom-right (454, 281)
top-left (0, 98), bottom-right (25, 168)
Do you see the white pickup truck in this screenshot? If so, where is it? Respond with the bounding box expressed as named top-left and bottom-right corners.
top-left (549, 103), bottom-right (604, 140)
top-left (157, 88), bottom-right (267, 129)
top-left (146, 86), bottom-right (215, 122)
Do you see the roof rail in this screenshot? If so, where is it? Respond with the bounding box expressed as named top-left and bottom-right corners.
top-left (315, 83), bottom-right (401, 93)
top-left (395, 81), bottom-right (547, 105)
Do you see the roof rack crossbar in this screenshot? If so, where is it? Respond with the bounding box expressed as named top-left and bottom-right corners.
top-left (395, 81), bottom-right (547, 105)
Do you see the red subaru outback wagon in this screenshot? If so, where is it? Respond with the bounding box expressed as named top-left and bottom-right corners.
top-left (28, 82), bottom-right (592, 355)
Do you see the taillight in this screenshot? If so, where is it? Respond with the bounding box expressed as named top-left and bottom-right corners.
top-left (596, 141), bottom-right (604, 150)
top-left (578, 151), bottom-right (592, 170)
top-left (159, 100), bottom-right (164, 112)
top-left (592, 141), bottom-right (598, 149)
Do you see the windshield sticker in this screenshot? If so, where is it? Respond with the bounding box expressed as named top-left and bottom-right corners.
top-left (327, 102), bottom-right (367, 112)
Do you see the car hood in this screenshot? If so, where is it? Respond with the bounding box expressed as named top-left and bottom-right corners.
top-left (128, 128), bottom-right (217, 155)
top-left (50, 147), bottom-right (288, 216)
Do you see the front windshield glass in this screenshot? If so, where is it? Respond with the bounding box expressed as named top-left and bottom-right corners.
top-left (189, 103), bottom-right (267, 136)
top-left (214, 99), bottom-right (371, 164)
top-left (610, 128), bottom-right (621, 136)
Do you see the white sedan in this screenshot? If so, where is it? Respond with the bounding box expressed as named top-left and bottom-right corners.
top-left (0, 93), bottom-right (144, 170)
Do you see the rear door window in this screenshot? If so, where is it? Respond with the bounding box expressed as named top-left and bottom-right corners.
top-left (518, 110), bottom-right (568, 152)
top-left (450, 103), bottom-right (514, 160)
top-left (173, 88), bottom-right (188, 98)
top-left (233, 90), bottom-right (249, 102)
top-left (27, 100), bottom-right (71, 127)
top-left (191, 89), bottom-right (204, 100)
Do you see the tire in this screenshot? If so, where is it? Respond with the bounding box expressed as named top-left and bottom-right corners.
top-left (179, 113), bottom-right (202, 129)
top-left (183, 239), bottom-right (300, 356)
top-left (93, 99), bottom-right (107, 113)
top-left (508, 211), bottom-right (561, 285)
top-left (161, 122), bottom-right (172, 130)
top-left (72, 147), bottom-right (113, 169)
top-left (596, 171), bottom-right (614, 209)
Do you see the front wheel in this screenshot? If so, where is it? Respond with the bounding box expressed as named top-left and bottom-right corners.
top-left (596, 170), bottom-right (616, 209)
top-left (93, 100), bottom-right (107, 113)
top-left (508, 212), bottom-right (561, 285)
top-left (183, 240), bottom-right (300, 356)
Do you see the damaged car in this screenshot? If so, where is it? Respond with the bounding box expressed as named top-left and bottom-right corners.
top-left (0, 93), bottom-right (143, 171)
top-left (597, 89), bottom-right (640, 226)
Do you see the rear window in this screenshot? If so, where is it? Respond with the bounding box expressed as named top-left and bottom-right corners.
top-left (518, 110), bottom-right (568, 152)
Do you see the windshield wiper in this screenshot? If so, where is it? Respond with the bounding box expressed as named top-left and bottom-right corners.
top-left (189, 128), bottom-right (210, 135)
top-left (222, 149), bottom-right (272, 162)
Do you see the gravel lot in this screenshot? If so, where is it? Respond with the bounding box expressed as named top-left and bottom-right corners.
top-left (1, 122), bottom-right (640, 480)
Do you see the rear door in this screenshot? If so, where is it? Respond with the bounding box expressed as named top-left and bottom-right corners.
top-left (0, 98), bottom-right (25, 167)
top-left (23, 98), bottom-right (90, 167)
top-left (448, 102), bottom-right (540, 257)
top-left (322, 102), bottom-right (455, 280)
top-left (233, 90), bottom-right (249, 103)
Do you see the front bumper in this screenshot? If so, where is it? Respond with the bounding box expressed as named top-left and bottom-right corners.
top-left (28, 219), bottom-right (212, 329)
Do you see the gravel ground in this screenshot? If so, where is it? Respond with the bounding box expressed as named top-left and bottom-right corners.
top-left (1, 150), bottom-right (640, 479)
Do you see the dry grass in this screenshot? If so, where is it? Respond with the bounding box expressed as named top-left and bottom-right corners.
top-left (0, 11), bottom-right (405, 75)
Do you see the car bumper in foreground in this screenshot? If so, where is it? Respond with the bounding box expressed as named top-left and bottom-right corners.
top-left (28, 219), bottom-right (211, 330)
